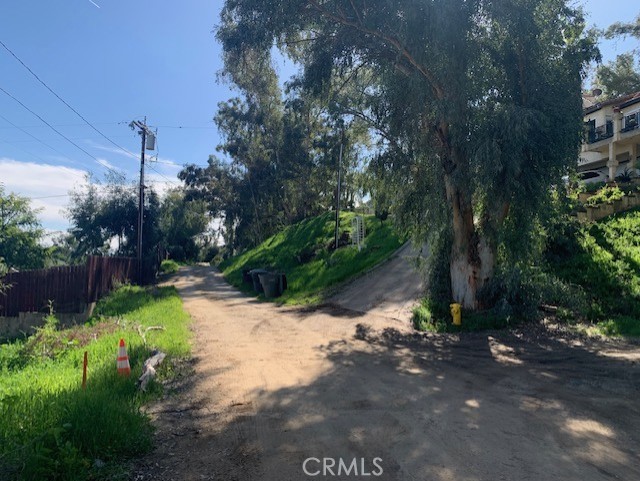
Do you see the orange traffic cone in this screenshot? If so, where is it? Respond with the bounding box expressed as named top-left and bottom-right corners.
top-left (117, 338), bottom-right (131, 377)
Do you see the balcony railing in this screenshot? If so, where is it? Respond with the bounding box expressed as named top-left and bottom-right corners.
top-left (586, 120), bottom-right (613, 143)
top-left (621, 112), bottom-right (639, 133)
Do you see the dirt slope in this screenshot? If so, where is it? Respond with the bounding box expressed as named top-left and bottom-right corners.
top-left (329, 242), bottom-right (425, 321)
top-left (133, 266), bottom-right (640, 481)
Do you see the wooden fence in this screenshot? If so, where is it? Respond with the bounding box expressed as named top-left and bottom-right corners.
top-left (0, 256), bottom-right (137, 317)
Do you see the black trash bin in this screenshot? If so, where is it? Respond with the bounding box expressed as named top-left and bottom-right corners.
top-left (249, 269), bottom-right (270, 293)
top-left (258, 272), bottom-right (282, 298)
top-left (278, 273), bottom-right (287, 293)
top-left (242, 268), bottom-right (254, 284)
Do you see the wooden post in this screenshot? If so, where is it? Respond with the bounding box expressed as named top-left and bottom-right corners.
top-left (82, 351), bottom-right (88, 389)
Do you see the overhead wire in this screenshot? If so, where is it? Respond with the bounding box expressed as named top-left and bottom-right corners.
top-left (0, 40), bottom-right (202, 187)
top-left (0, 122), bottom-right (124, 129)
top-left (0, 85), bottom-right (126, 181)
top-left (0, 114), bottom-right (97, 175)
top-left (0, 123), bottom-right (215, 130)
top-left (0, 39), bottom-right (142, 165)
top-left (145, 128), bottom-right (180, 186)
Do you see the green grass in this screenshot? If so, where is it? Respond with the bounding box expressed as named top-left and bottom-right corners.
top-left (220, 212), bottom-right (404, 304)
top-left (550, 208), bottom-right (640, 337)
top-left (159, 259), bottom-right (180, 275)
top-left (0, 285), bottom-right (191, 480)
top-left (412, 299), bottom-right (515, 333)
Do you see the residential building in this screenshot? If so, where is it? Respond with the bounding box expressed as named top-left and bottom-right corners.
top-left (581, 91), bottom-right (640, 180)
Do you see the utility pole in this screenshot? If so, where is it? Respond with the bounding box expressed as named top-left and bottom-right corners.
top-left (130, 118), bottom-right (155, 283)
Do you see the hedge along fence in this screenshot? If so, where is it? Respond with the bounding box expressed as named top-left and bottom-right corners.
top-left (0, 256), bottom-right (137, 317)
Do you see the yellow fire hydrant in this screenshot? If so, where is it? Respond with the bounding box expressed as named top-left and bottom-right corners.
top-left (450, 303), bottom-right (462, 326)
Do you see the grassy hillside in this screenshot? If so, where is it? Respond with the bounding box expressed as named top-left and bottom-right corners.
top-left (220, 212), bottom-right (404, 304)
top-left (550, 208), bottom-right (640, 337)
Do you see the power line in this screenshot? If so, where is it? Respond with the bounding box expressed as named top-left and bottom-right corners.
top-left (0, 143), bottom-right (92, 183)
top-left (0, 114), bottom-right (95, 174)
top-left (146, 163), bottom-right (179, 185)
top-left (0, 86), bottom-right (101, 162)
top-left (0, 85), bottom-right (125, 180)
top-left (2, 135), bottom-right (132, 143)
top-left (0, 138), bottom-right (85, 176)
top-left (0, 122), bottom-right (216, 131)
top-left (0, 122), bottom-right (123, 129)
top-left (0, 39), bottom-right (140, 163)
top-left (151, 159), bottom-right (181, 166)
top-left (155, 125), bottom-right (216, 129)
top-left (29, 194), bottom-right (70, 200)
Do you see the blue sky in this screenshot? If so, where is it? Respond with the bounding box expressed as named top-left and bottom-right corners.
top-left (0, 0), bottom-right (637, 232)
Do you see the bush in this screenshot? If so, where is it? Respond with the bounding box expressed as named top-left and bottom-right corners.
top-left (585, 186), bottom-right (625, 206)
top-left (480, 265), bottom-right (588, 322)
top-left (160, 259), bottom-right (180, 274)
top-left (166, 245), bottom-right (186, 262)
top-left (202, 245), bottom-right (220, 263)
top-left (412, 304), bottom-right (432, 331)
top-left (615, 167), bottom-right (636, 183)
top-left (584, 181), bottom-right (606, 194)
top-left (412, 299), bottom-right (448, 332)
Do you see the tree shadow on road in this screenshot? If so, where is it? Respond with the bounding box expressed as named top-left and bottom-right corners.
top-left (138, 271), bottom-right (640, 481)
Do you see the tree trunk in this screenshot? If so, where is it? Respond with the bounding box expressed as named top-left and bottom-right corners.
top-left (445, 176), bottom-right (495, 309)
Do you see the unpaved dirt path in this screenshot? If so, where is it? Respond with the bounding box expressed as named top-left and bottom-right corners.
top-left (329, 242), bottom-right (425, 322)
top-left (133, 266), bottom-right (640, 481)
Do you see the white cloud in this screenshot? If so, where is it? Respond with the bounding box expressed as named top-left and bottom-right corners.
top-left (0, 158), bottom-right (88, 231)
top-left (145, 172), bottom-right (177, 197)
top-left (96, 157), bottom-right (118, 171)
top-left (0, 158), bottom-right (182, 233)
top-left (86, 140), bottom-right (138, 160)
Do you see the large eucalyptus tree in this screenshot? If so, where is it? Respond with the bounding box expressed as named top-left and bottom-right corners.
top-left (218, 0), bottom-right (597, 308)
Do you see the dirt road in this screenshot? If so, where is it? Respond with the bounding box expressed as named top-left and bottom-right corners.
top-left (329, 242), bottom-right (425, 322)
top-left (133, 266), bottom-right (640, 481)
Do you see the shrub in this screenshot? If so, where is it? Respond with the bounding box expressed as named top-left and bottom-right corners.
top-left (615, 167), bottom-right (636, 183)
top-left (412, 299), bottom-right (448, 332)
top-left (160, 259), bottom-right (180, 274)
top-left (584, 181), bottom-right (606, 194)
top-left (479, 265), bottom-right (588, 322)
top-left (202, 245), bottom-right (220, 263)
top-left (412, 304), bottom-right (432, 331)
top-left (166, 245), bottom-right (186, 262)
top-left (585, 186), bottom-right (625, 206)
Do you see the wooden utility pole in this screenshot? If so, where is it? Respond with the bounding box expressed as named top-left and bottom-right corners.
top-left (131, 118), bottom-right (154, 283)
top-left (137, 124), bottom-right (146, 280)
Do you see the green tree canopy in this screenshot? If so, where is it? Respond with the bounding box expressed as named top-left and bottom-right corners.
top-left (66, 177), bottom-right (161, 261)
top-left (0, 185), bottom-right (47, 270)
top-left (594, 53), bottom-right (640, 98)
top-left (593, 13), bottom-right (640, 98)
top-left (218, 0), bottom-right (598, 309)
top-left (181, 78), bottom-right (370, 251)
top-left (604, 13), bottom-right (640, 41)
top-left (160, 189), bottom-right (210, 261)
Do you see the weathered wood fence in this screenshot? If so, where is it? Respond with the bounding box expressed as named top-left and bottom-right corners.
top-left (0, 256), bottom-right (137, 317)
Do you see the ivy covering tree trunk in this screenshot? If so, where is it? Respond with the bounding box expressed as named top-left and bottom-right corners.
top-left (217, 0), bottom-right (598, 309)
